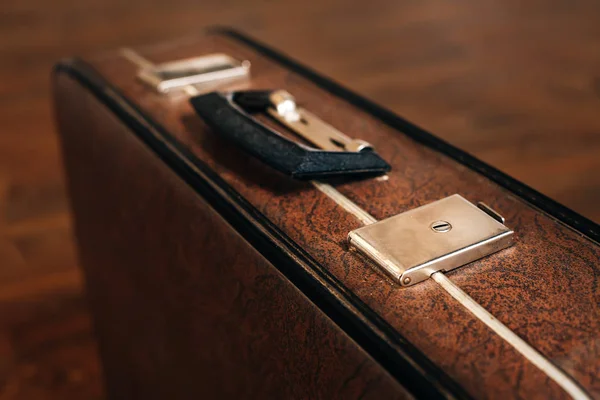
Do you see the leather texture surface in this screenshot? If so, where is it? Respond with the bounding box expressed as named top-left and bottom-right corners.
top-left (54, 72), bottom-right (411, 400)
top-left (56, 32), bottom-right (600, 399)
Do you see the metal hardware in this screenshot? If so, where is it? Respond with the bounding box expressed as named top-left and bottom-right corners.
top-left (348, 194), bottom-right (514, 286)
top-left (477, 202), bottom-right (505, 224)
top-left (430, 220), bottom-right (452, 233)
top-left (191, 90), bottom-right (390, 179)
top-left (266, 90), bottom-right (372, 152)
top-left (138, 53), bottom-right (250, 94)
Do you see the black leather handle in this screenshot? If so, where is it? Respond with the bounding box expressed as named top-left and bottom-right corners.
top-left (189, 91), bottom-right (390, 180)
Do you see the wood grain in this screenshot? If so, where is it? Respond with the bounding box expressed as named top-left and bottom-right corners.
top-left (1, 0), bottom-right (599, 398)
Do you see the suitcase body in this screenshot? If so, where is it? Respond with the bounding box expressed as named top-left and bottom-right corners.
top-left (53, 30), bottom-right (600, 399)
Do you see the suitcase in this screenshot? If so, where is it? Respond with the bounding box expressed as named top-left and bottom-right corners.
top-left (53, 29), bottom-right (599, 399)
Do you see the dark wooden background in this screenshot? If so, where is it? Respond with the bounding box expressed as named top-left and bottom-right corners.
top-left (1, 0), bottom-right (599, 398)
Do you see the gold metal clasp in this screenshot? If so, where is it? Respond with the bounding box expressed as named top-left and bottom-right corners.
top-left (348, 194), bottom-right (514, 286)
top-left (138, 53), bottom-right (250, 94)
top-left (266, 90), bottom-right (372, 152)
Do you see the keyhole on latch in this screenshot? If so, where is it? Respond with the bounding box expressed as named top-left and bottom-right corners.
top-left (431, 220), bottom-right (452, 233)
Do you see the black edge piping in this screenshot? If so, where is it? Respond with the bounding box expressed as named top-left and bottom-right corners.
top-left (54, 59), bottom-right (471, 399)
top-left (213, 28), bottom-right (600, 244)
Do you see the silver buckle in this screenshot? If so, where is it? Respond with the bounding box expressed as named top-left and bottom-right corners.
top-left (348, 194), bottom-right (514, 286)
top-left (138, 53), bottom-right (250, 94)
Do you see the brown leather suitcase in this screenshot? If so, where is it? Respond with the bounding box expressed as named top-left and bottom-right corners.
top-left (53, 29), bottom-right (599, 399)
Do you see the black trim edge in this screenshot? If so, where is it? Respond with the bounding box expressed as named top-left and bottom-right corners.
top-left (53, 58), bottom-right (472, 399)
top-left (213, 27), bottom-right (600, 244)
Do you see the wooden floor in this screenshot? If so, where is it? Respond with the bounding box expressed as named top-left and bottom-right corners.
top-left (1, 0), bottom-right (599, 398)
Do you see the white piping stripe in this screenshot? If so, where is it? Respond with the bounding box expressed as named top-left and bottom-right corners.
top-left (311, 181), bottom-right (377, 225)
top-left (431, 272), bottom-right (588, 399)
top-left (119, 48), bottom-right (588, 399)
top-left (120, 48), bottom-right (155, 69)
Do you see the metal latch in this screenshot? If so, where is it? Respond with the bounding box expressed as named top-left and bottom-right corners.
top-left (348, 194), bottom-right (514, 286)
top-left (138, 53), bottom-right (250, 94)
top-left (266, 90), bottom-right (372, 152)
